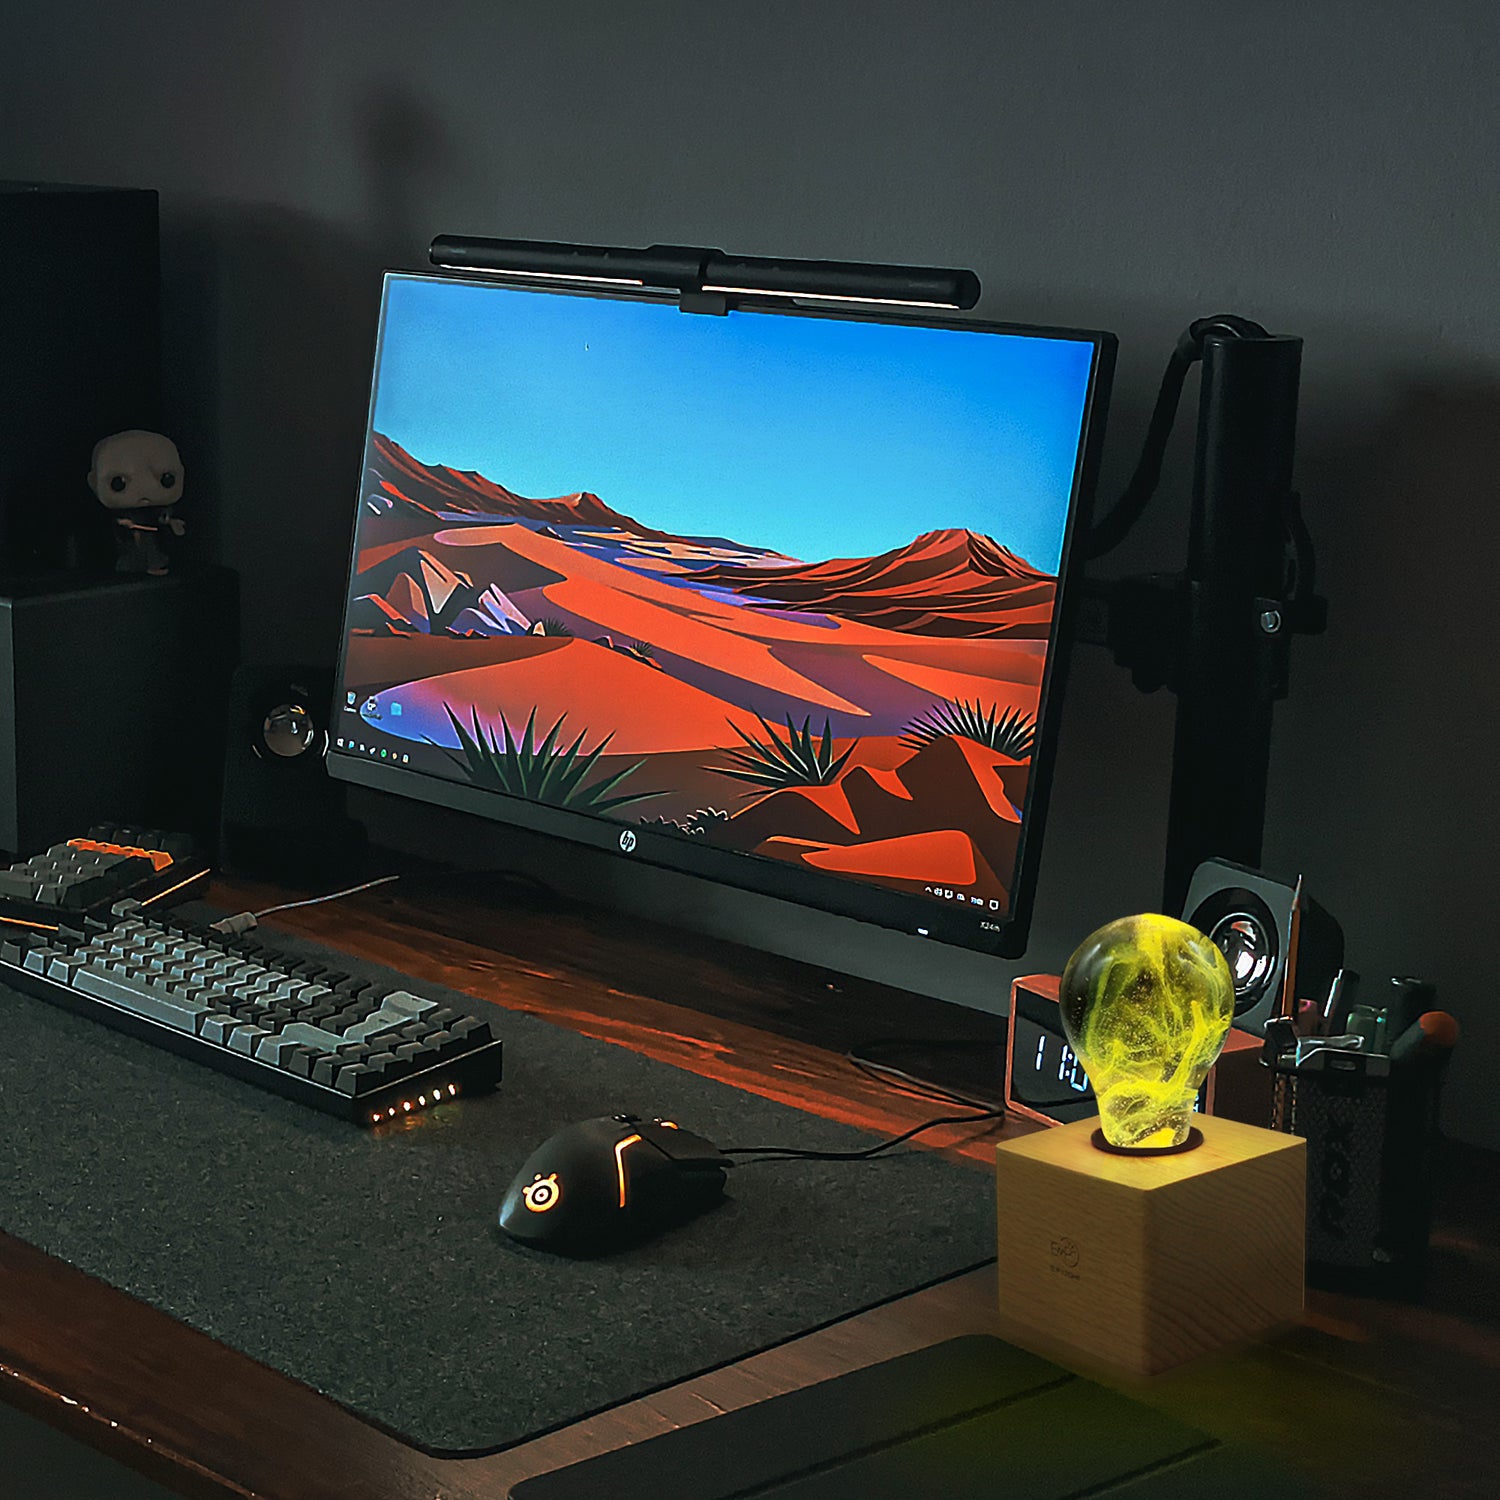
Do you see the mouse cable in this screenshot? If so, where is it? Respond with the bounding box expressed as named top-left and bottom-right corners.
top-left (845, 1036), bottom-right (1004, 1113)
top-left (723, 1104), bottom-right (1006, 1165)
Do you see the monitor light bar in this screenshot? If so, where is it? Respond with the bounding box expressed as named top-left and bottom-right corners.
top-left (428, 235), bottom-right (981, 310)
top-left (698, 286), bottom-right (961, 310)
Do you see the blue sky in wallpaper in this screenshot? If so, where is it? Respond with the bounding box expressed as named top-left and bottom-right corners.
top-left (368, 275), bottom-right (1097, 573)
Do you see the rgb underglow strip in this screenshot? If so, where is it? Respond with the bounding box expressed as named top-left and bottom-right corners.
top-left (370, 1080), bottom-right (460, 1125)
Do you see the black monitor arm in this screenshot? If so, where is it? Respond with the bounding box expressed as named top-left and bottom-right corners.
top-left (1076, 317), bottom-right (1327, 912)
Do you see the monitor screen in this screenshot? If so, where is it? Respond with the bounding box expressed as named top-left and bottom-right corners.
top-left (330, 272), bottom-right (1113, 957)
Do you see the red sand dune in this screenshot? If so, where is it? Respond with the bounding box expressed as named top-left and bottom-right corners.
top-left (801, 829), bottom-right (981, 885)
top-left (399, 637), bottom-right (773, 755)
top-left (346, 632), bottom-right (555, 691)
top-left (429, 523), bottom-right (883, 715)
top-left (859, 647), bottom-right (1046, 700)
top-left (346, 521), bottom-right (1046, 748)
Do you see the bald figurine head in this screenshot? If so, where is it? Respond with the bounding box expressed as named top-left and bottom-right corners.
top-left (89, 430), bottom-right (184, 513)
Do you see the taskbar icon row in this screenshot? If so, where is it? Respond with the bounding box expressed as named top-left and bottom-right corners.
top-left (337, 737), bottom-right (410, 766)
top-left (925, 885), bottom-right (1003, 912)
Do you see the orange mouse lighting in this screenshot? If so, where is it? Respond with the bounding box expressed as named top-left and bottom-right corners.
top-left (613, 1133), bottom-right (643, 1208)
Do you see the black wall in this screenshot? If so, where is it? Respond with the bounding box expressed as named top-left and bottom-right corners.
top-left (6, 2), bottom-right (1497, 1147)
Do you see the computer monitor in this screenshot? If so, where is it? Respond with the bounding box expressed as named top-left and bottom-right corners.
top-left (329, 272), bottom-right (1114, 959)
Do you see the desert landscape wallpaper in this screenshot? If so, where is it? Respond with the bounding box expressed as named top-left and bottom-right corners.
top-left (337, 278), bottom-right (1096, 914)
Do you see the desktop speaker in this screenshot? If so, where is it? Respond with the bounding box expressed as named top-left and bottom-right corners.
top-left (218, 664), bottom-right (366, 880)
top-left (1182, 858), bottom-right (1344, 1037)
top-left (0, 182), bottom-right (162, 573)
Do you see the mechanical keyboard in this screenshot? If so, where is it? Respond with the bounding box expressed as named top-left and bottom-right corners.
top-left (0, 825), bottom-right (209, 926)
top-left (0, 901), bottom-right (504, 1124)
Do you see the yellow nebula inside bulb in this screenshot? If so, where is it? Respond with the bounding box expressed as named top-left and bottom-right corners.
top-left (1060, 913), bottom-right (1234, 1150)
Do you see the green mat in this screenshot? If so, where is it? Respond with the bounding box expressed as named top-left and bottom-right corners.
top-left (513, 1336), bottom-right (1317, 1500)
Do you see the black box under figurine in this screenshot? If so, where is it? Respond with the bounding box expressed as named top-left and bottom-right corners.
top-left (0, 566), bottom-right (238, 853)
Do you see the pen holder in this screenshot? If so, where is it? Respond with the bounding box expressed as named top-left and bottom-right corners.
top-left (1271, 1046), bottom-right (1445, 1295)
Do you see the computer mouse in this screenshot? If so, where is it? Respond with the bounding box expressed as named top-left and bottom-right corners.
top-left (498, 1114), bottom-right (729, 1256)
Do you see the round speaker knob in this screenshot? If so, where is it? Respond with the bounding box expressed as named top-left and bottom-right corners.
top-left (259, 702), bottom-right (322, 760)
top-left (1208, 911), bottom-right (1276, 1014)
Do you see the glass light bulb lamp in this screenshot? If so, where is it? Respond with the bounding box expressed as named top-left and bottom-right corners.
top-left (1059, 913), bottom-right (1234, 1152)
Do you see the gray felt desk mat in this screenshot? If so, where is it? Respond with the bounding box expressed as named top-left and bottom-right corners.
top-left (0, 920), bottom-right (997, 1456)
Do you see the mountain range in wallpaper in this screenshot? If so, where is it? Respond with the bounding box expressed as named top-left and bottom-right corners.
top-left (343, 433), bottom-right (1060, 911)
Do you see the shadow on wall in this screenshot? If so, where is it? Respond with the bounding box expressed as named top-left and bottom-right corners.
top-left (159, 83), bottom-right (471, 665)
top-left (1268, 375), bottom-right (1500, 1149)
top-left (200, 202), bottom-right (385, 663)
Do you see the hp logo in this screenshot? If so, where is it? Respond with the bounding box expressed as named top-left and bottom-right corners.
top-left (619, 830), bottom-right (637, 853)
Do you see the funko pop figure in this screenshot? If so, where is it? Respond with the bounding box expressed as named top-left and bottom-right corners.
top-left (89, 430), bottom-right (186, 575)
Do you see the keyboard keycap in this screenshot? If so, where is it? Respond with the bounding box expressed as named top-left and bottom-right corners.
top-left (384, 990), bottom-right (436, 1018)
top-left (279, 1020), bottom-right (346, 1053)
top-left (253, 1033), bottom-right (300, 1067)
top-left (229, 1025), bottom-right (271, 1056)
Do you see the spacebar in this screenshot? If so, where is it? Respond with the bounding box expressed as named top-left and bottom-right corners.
top-left (74, 968), bottom-right (210, 1032)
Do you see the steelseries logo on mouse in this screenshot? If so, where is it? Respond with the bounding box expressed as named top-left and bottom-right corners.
top-left (522, 1173), bottom-right (561, 1213)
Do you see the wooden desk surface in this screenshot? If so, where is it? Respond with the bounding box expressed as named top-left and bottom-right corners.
top-left (3, 875), bottom-right (1498, 1499)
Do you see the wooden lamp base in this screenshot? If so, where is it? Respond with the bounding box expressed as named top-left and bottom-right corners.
top-left (994, 1114), bottom-right (1305, 1378)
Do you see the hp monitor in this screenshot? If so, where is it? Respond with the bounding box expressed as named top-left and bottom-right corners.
top-left (330, 272), bottom-right (1113, 958)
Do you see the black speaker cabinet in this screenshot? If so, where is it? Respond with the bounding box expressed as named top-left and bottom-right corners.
top-left (1182, 858), bottom-right (1344, 1037)
top-left (0, 566), bottom-right (238, 855)
top-left (0, 181), bottom-right (162, 574)
top-left (219, 664), bottom-right (365, 880)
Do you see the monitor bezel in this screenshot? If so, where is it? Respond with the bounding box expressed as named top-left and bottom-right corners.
top-left (329, 270), bottom-right (1116, 959)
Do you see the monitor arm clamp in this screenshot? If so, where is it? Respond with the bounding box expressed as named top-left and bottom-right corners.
top-left (1077, 316), bottom-right (1328, 910)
